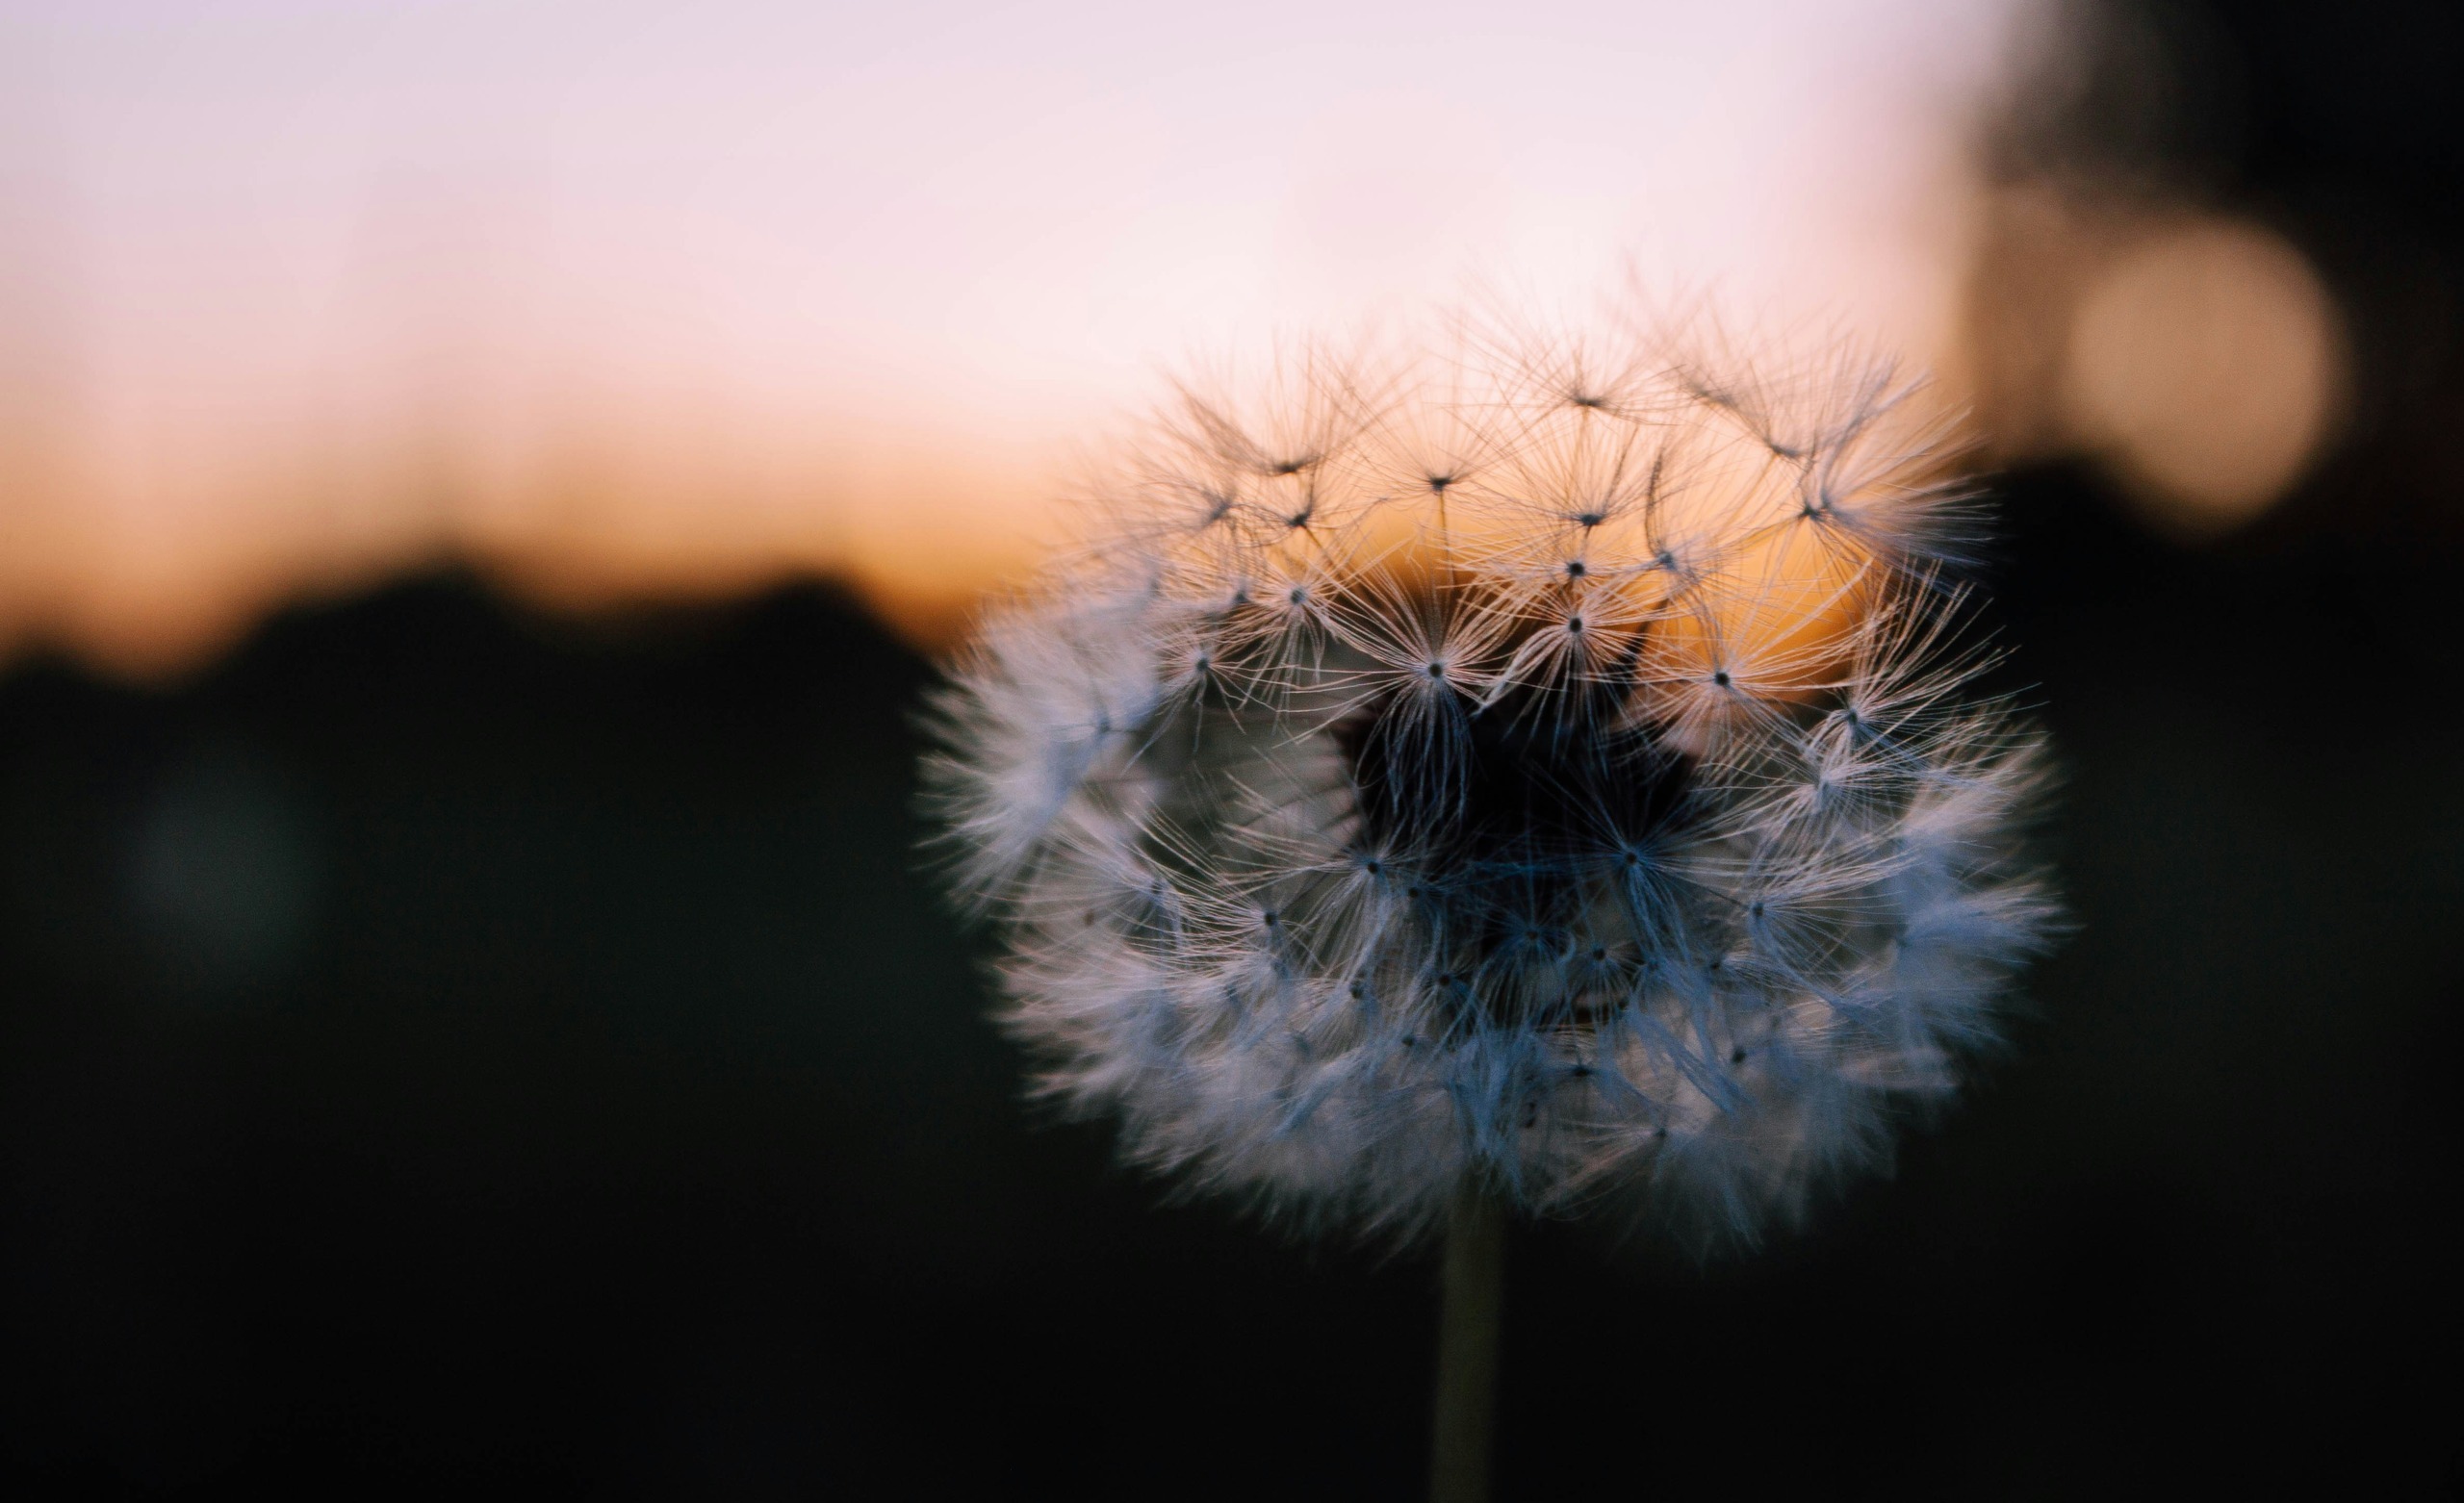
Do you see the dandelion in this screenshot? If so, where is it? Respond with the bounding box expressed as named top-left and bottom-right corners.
top-left (924, 312), bottom-right (2056, 1501)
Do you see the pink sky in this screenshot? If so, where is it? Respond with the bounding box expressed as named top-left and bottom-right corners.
top-left (0, 0), bottom-right (2030, 670)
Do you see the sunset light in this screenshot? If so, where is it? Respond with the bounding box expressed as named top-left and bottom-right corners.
top-left (1, 0), bottom-right (2026, 672)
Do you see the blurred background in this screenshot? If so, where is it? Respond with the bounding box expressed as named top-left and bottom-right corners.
top-left (2, 0), bottom-right (2457, 1493)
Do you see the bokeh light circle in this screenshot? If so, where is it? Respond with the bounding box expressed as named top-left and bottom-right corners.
top-left (2060, 217), bottom-right (2345, 533)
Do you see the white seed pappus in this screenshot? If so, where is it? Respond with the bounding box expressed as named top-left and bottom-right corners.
top-left (924, 321), bottom-right (2058, 1248)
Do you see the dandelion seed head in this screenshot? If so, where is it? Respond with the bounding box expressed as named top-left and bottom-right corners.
top-left (924, 316), bottom-right (2056, 1250)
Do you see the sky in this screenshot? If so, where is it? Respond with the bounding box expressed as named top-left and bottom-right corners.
top-left (0, 0), bottom-right (2034, 669)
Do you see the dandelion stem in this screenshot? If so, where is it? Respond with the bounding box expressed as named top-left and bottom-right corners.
top-left (1428, 1181), bottom-right (1507, 1503)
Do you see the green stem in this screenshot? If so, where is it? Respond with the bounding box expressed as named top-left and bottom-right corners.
top-left (1428, 1181), bottom-right (1507, 1503)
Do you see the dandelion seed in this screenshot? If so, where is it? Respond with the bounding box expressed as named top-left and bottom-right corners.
top-left (929, 315), bottom-right (2052, 1242)
top-left (922, 312), bottom-right (2057, 1497)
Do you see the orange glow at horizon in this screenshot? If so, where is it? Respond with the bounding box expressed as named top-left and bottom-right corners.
top-left (0, 1), bottom-right (2034, 675)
